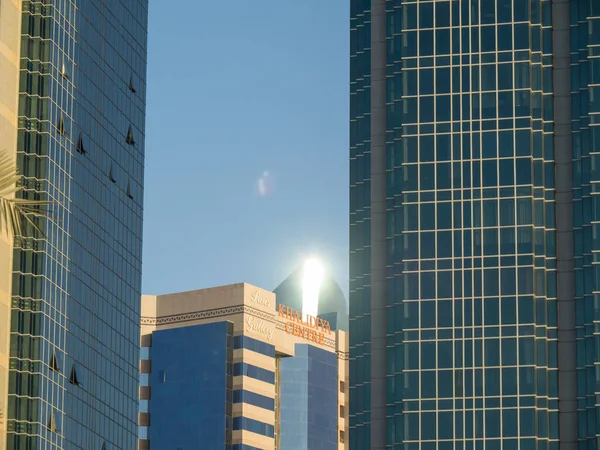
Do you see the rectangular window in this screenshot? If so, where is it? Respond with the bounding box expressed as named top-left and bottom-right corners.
top-left (232, 363), bottom-right (275, 384)
top-left (233, 336), bottom-right (275, 358)
top-left (340, 381), bottom-right (345, 392)
top-left (340, 405), bottom-right (345, 417)
top-left (340, 430), bottom-right (345, 443)
top-left (232, 390), bottom-right (275, 411)
top-left (232, 417), bottom-right (274, 438)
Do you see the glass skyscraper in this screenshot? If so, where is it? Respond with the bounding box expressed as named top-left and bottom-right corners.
top-left (279, 345), bottom-right (339, 449)
top-left (0, 1), bottom-right (148, 449)
top-left (350, 0), bottom-right (593, 449)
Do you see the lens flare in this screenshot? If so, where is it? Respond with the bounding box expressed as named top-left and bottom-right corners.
top-left (256, 171), bottom-right (273, 197)
top-left (302, 258), bottom-right (324, 318)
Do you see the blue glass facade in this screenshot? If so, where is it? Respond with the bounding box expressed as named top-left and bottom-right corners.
top-left (233, 390), bottom-right (275, 411)
top-left (279, 344), bottom-right (338, 450)
top-left (147, 322), bottom-right (234, 449)
top-left (348, 0), bottom-right (598, 449)
top-left (573, 1), bottom-right (600, 447)
top-left (234, 335), bottom-right (276, 358)
top-left (6, 1), bottom-right (147, 449)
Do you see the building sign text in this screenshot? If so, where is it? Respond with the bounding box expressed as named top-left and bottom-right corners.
top-left (245, 316), bottom-right (274, 341)
top-left (278, 304), bottom-right (331, 345)
top-left (250, 291), bottom-right (271, 309)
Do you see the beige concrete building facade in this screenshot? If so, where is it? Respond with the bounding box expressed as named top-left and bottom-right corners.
top-left (139, 283), bottom-right (349, 450)
top-left (0, 0), bottom-right (23, 447)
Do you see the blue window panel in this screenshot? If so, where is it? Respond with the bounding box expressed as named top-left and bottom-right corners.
top-left (232, 363), bottom-right (275, 384)
top-left (233, 335), bottom-right (275, 357)
top-left (232, 390), bottom-right (275, 411)
top-left (280, 344), bottom-right (338, 449)
top-left (232, 417), bottom-right (275, 438)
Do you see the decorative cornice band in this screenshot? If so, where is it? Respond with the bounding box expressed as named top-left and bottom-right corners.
top-left (141, 305), bottom-right (245, 325)
top-left (141, 305), bottom-right (280, 326)
top-left (242, 306), bottom-right (275, 322)
top-left (140, 305), bottom-right (341, 351)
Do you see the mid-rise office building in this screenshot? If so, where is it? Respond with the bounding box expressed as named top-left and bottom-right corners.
top-left (139, 283), bottom-right (349, 450)
top-left (350, 1), bottom-right (589, 449)
top-left (0, 1), bottom-right (148, 449)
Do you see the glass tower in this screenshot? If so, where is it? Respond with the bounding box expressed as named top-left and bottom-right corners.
top-left (349, 0), bottom-right (594, 449)
top-left (2, 1), bottom-right (148, 449)
top-left (145, 323), bottom-right (234, 449)
top-left (279, 343), bottom-right (339, 449)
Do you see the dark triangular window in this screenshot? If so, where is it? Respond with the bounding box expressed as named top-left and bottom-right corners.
top-left (102, 443), bottom-right (107, 450)
top-left (109, 164), bottom-right (116, 183)
top-left (126, 179), bottom-right (133, 199)
top-left (126, 125), bottom-right (135, 145)
top-left (50, 350), bottom-right (60, 373)
top-left (76, 133), bottom-right (86, 154)
top-left (61, 60), bottom-right (69, 80)
top-left (69, 364), bottom-right (79, 386)
top-left (129, 75), bottom-right (136, 93)
top-left (57, 115), bottom-right (66, 136)
top-left (48, 410), bottom-right (57, 432)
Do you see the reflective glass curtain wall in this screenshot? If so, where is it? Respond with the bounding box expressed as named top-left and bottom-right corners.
top-left (349, 0), bottom-right (574, 449)
top-left (573, 1), bottom-right (600, 448)
top-left (6, 1), bottom-right (147, 449)
top-left (349, 0), bottom-right (373, 446)
top-left (279, 345), bottom-right (338, 450)
top-left (148, 323), bottom-right (234, 450)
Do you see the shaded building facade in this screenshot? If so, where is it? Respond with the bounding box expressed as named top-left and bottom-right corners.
top-left (350, 1), bottom-right (589, 449)
top-left (0, 1), bottom-right (148, 449)
top-left (139, 283), bottom-right (348, 450)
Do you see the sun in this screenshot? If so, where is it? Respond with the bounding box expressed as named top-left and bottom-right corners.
top-left (301, 258), bottom-right (324, 318)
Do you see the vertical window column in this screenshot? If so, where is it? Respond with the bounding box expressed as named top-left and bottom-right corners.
top-left (226, 322), bottom-right (234, 448)
top-left (138, 334), bottom-right (152, 448)
top-left (274, 355), bottom-right (281, 449)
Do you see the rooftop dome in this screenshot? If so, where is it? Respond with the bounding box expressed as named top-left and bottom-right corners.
top-left (274, 265), bottom-right (348, 332)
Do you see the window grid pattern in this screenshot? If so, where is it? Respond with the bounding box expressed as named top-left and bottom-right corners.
top-left (279, 344), bottom-right (339, 449)
top-left (349, 0), bottom-right (373, 447)
top-left (388, 0), bottom-right (557, 448)
top-left (6, 0), bottom-right (147, 449)
top-left (572, 2), bottom-right (600, 448)
top-left (351, 0), bottom-right (562, 449)
top-left (138, 346), bottom-right (150, 441)
top-left (148, 322), bottom-right (233, 450)
top-left (231, 333), bottom-right (275, 448)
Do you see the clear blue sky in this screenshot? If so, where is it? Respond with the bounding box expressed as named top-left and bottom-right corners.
top-left (142, 1), bottom-right (350, 300)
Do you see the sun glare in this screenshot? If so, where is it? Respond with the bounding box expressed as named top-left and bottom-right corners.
top-left (302, 258), bottom-right (324, 318)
